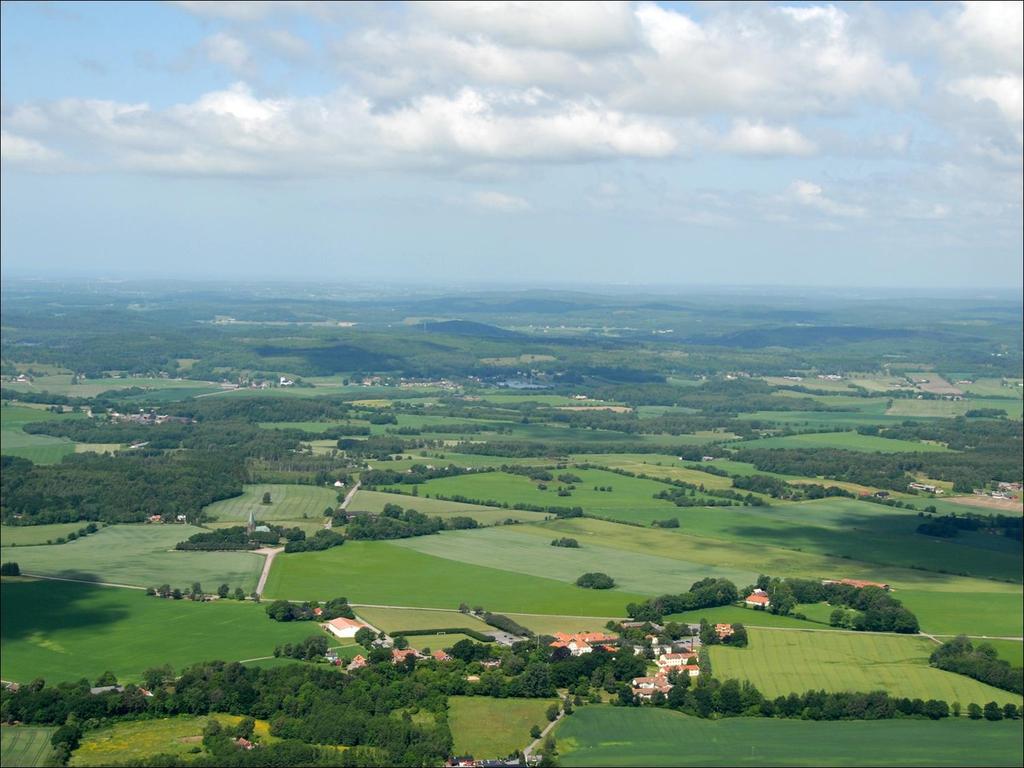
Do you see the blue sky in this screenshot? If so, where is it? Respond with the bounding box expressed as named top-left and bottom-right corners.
top-left (1, 1), bottom-right (1021, 288)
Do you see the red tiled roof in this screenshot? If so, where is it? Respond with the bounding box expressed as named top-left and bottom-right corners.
top-left (745, 593), bottom-right (770, 604)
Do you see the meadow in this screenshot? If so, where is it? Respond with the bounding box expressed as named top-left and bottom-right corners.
top-left (69, 715), bottom-right (277, 766)
top-left (350, 489), bottom-right (549, 525)
top-left (262, 540), bottom-right (643, 615)
top-left (5, 524), bottom-right (264, 591)
top-left (661, 605), bottom-right (835, 630)
top-left (554, 706), bottom-right (1024, 767)
top-left (353, 606), bottom-right (494, 634)
top-left (708, 628), bottom-right (1022, 706)
top-left (447, 696), bottom-right (558, 759)
top-left (202, 483), bottom-right (338, 523)
top-left (0, 579), bottom-right (326, 684)
top-left (0, 726), bottom-right (55, 768)
top-left (1, 522), bottom-right (97, 547)
top-left (887, 397), bottom-right (1024, 419)
top-left (739, 431), bottom-right (951, 453)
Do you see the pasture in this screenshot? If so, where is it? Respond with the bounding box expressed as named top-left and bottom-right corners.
top-left (0, 726), bottom-right (56, 768)
top-left (448, 696), bottom-right (558, 759)
top-left (69, 715), bottom-right (276, 766)
top-left (202, 483), bottom-right (338, 523)
top-left (263, 540), bottom-right (642, 615)
top-left (502, 613), bottom-right (619, 636)
top-left (0, 579), bottom-right (323, 685)
top-left (897, 590), bottom-right (1024, 638)
top-left (403, 633), bottom-right (477, 651)
top-left (6, 524), bottom-right (264, 591)
top-left (708, 628), bottom-right (1021, 706)
top-left (350, 489), bottom-right (548, 525)
top-left (555, 706), bottom-right (1024, 767)
top-left (353, 606), bottom-right (494, 634)
top-left (739, 431), bottom-right (951, 453)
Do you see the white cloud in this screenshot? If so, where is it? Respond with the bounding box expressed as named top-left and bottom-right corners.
top-left (0, 131), bottom-right (62, 166)
top-left (200, 33), bottom-right (254, 77)
top-left (946, 1), bottom-right (1024, 71)
top-left (790, 180), bottom-right (866, 218)
top-left (471, 190), bottom-right (531, 212)
top-left (719, 120), bottom-right (816, 156)
top-left (947, 75), bottom-right (1024, 125)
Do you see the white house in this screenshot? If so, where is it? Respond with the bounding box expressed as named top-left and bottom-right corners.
top-left (323, 617), bottom-right (370, 639)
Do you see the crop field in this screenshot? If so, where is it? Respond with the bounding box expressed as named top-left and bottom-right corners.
top-left (739, 431), bottom-right (951, 453)
top-left (574, 454), bottom-right (738, 491)
top-left (982, 639), bottom-right (1023, 667)
top-left (349, 490), bottom-right (548, 525)
top-left (354, 606), bottom-right (494, 634)
top-left (502, 613), bottom-right (619, 635)
top-left (0, 579), bottom-right (325, 684)
top-left (6, 524), bottom-right (264, 591)
top-left (202, 483), bottom-right (338, 523)
top-left (402, 632), bottom-right (477, 650)
top-left (263, 540), bottom-right (643, 615)
top-left (958, 378), bottom-right (1024, 399)
top-left (392, 526), bottom-right (757, 595)
top-left (735, 409), bottom-right (911, 429)
top-left (0, 726), bottom-right (56, 768)
top-left (448, 696), bottom-right (558, 759)
top-left (69, 715), bottom-right (277, 766)
top-left (0, 404), bottom-right (84, 464)
top-left (412, 468), bottom-right (700, 525)
top-left (896, 590), bottom-right (1024, 637)
top-left (886, 397), bottom-right (1024, 419)
top-left (3, 375), bottom-right (218, 399)
top-left (661, 605), bottom-right (836, 630)
top-left (709, 629), bottom-right (1022, 706)
top-left (1, 522), bottom-right (96, 547)
top-left (555, 707), bottom-right (1024, 767)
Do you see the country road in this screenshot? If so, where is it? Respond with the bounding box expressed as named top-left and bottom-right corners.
top-left (254, 547), bottom-right (284, 596)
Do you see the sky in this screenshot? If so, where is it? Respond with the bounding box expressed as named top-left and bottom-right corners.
top-left (1, 1), bottom-right (1022, 289)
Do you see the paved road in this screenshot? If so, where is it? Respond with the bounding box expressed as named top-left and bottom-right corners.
top-left (524, 705), bottom-right (563, 760)
top-left (254, 547), bottom-right (284, 597)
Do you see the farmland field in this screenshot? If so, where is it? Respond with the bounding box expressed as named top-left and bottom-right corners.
top-left (502, 613), bottom-right (620, 635)
top-left (0, 579), bottom-right (324, 684)
top-left (1, 522), bottom-right (96, 547)
top-left (263, 539), bottom-right (643, 615)
top-left (349, 489), bottom-right (548, 524)
top-left (448, 696), bottom-right (557, 759)
top-left (897, 590), bottom-right (1024, 637)
top-left (662, 605), bottom-right (836, 630)
top-left (69, 715), bottom-right (277, 766)
top-left (402, 632), bottom-right (477, 650)
top-left (708, 628), bottom-right (1022, 706)
top-left (982, 639), bottom-right (1024, 667)
top-left (0, 725), bottom-right (56, 768)
top-left (3, 375), bottom-right (219, 400)
top-left (555, 706), bottom-right (1024, 767)
top-left (886, 397), bottom-right (1024, 419)
top-left (739, 431), bottom-right (951, 453)
top-left (202, 483), bottom-right (338, 523)
top-left (354, 606), bottom-right (494, 634)
top-left (6, 524), bottom-right (264, 591)
top-left (0, 404), bottom-right (84, 464)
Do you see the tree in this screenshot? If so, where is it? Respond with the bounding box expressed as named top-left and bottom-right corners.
top-left (94, 671), bottom-right (118, 687)
top-left (233, 716), bottom-right (256, 739)
top-left (983, 701), bottom-right (1004, 721)
top-left (575, 572), bottom-right (615, 589)
top-left (217, 583), bottom-right (230, 599)
top-left (171, 588), bottom-right (183, 600)
top-left (529, 725), bottom-right (542, 739)
top-left (233, 587), bottom-right (246, 600)
top-left (262, 492), bottom-right (272, 504)
top-left (546, 703), bottom-right (560, 722)
top-left (355, 627), bottom-right (376, 649)
top-left (0, 562), bottom-right (20, 576)
top-left (191, 582), bottom-right (203, 601)
top-left (143, 664), bottom-right (173, 691)
top-left (829, 608), bottom-right (846, 627)
top-left (393, 635), bottom-right (409, 650)
top-left (967, 703), bottom-right (983, 720)
top-left (1002, 703), bottom-right (1019, 720)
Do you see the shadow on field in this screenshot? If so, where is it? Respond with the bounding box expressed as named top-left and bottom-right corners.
top-left (0, 575), bottom-right (129, 642)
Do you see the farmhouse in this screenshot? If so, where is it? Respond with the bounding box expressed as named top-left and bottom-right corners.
top-left (549, 631), bottom-right (617, 656)
top-left (744, 589), bottom-right (771, 608)
top-left (347, 655), bottom-right (367, 671)
top-left (908, 482), bottom-right (940, 494)
top-left (631, 675), bottom-right (673, 700)
top-left (715, 623), bottom-right (735, 640)
top-left (392, 648), bottom-right (423, 664)
top-left (432, 649), bottom-right (452, 662)
top-left (323, 616), bottom-right (370, 639)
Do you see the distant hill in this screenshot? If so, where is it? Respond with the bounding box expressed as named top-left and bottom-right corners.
top-left (418, 320), bottom-right (523, 339)
top-left (685, 325), bottom-right (938, 348)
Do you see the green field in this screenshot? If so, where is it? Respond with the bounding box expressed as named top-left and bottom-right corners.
top-left (403, 633), bottom-right (477, 651)
top-left (739, 431), bottom-right (951, 453)
top-left (350, 489), bottom-right (549, 525)
top-left (203, 483), bottom-right (338, 523)
top-left (555, 706), bottom-right (1024, 766)
top-left (354, 606), bottom-right (494, 634)
top-left (3, 375), bottom-right (218, 399)
top-left (980, 639), bottom-right (1024, 668)
top-left (887, 397), bottom-right (1024, 419)
top-left (502, 613), bottom-right (619, 636)
top-left (263, 539), bottom-right (642, 615)
top-left (5, 524), bottom-right (264, 591)
top-left (448, 696), bottom-right (558, 759)
top-left (1, 522), bottom-right (97, 547)
top-left (0, 579), bottom-right (324, 684)
top-left (897, 590), bottom-right (1024, 638)
top-left (0, 725), bottom-right (56, 768)
top-left (0, 404), bottom-right (84, 464)
top-left (662, 605), bottom-right (836, 630)
top-left (413, 468), bottom-right (700, 525)
top-left (69, 715), bottom-right (277, 766)
top-left (392, 526), bottom-right (757, 595)
top-left (709, 628), bottom-right (1021, 706)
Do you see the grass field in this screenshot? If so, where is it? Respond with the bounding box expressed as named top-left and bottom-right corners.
top-left (263, 539), bottom-right (642, 615)
top-left (709, 628), bottom-right (1022, 706)
top-left (979, 639), bottom-right (1024, 667)
top-left (392, 526), bottom-right (757, 595)
top-left (739, 431), bottom-right (951, 453)
top-left (69, 714), bottom-right (276, 766)
top-left (354, 606), bottom-right (494, 634)
top-left (413, 468), bottom-right (702, 525)
top-left (0, 404), bottom-right (84, 464)
top-left (202, 483), bottom-right (338, 523)
top-left (555, 706), bottom-right (1024, 767)
top-left (1, 522), bottom-right (97, 547)
top-left (3, 375), bottom-right (218, 400)
top-left (662, 605), bottom-right (835, 630)
top-left (502, 613), bottom-right (619, 635)
top-left (886, 397), bottom-right (1024, 419)
top-left (350, 489), bottom-right (549, 525)
top-left (0, 725), bottom-right (56, 768)
top-left (448, 696), bottom-right (557, 759)
top-left (6, 524), bottom-right (264, 591)
top-left (896, 590), bottom-right (1024, 637)
top-left (402, 633), bottom-right (477, 651)
top-left (0, 579), bottom-right (324, 684)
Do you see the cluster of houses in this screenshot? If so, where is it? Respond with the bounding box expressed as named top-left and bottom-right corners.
top-left (977, 482), bottom-right (1022, 501)
top-left (908, 481), bottom-right (943, 494)
top-left (548, 631), bottom-right (618, 656)
top-left (109, 409), bottom-right (193, 425)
